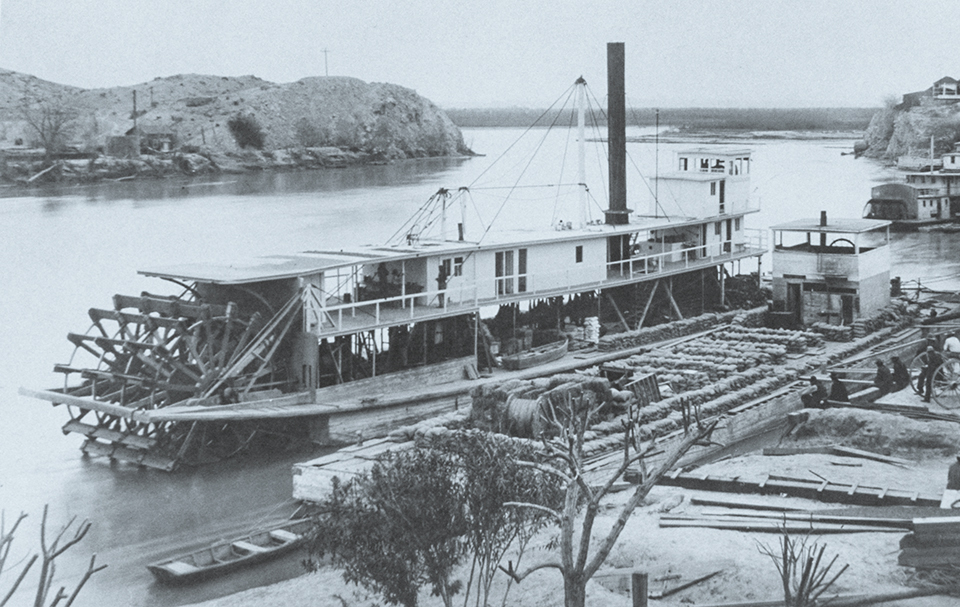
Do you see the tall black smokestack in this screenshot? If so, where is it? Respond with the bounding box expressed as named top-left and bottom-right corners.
top-left (605, 42), bottom-right (629, 225)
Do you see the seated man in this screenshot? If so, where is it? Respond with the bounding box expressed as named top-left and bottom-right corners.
top-left (828, 372), bottom-right (849, 402)
top-left (873, 359), bottom-right (892, 397)
top-left (801, 376), bottom-right (827, 408)
top-left (890, 356), bottom-right (910, 392)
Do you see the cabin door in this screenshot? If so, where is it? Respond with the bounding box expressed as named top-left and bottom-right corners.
top-left (607, 235), bottom-right (631, 277)
top-left (719, 180), bottom-right (726, 213)
top-left (786, 283), bottom-right (802, 326)
top-left (841, 295), bottom-right (854, 325)
top-left (724, 219), bottom-right (732, 253)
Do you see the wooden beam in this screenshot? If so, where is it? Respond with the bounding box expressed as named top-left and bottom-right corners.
top-left (665, 278), bottom-right (684, 320)
top-left (18, 387), bottom-right (148, 422)
top-left (635, 280), bottom-right (659, 330)
top-left (605, 292), bottom-right (630, 332)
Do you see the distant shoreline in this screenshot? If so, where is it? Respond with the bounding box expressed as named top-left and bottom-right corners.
top-left (446, 106), bottom-right (876, 131)
top-left (623, 129), bottom-right (865, 143)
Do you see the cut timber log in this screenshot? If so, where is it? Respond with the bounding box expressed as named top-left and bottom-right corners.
top-left (762, 446), bottom-right (833, 456)
top-left (688, 496), bottom-right (805, 512)
top-left (681, 510), bottom-right (912, 529)
top-left (647, 570), bottom-right (722, 599)
top-left (830, 446), bottom-right (912, 467)
top-left (763, 445), bottom-right (911, 467)
top-left (658, 470), bottom-right (940, 507)
top-left (659, 517), bottom-right (899, 534)
top-left (912, 516), bottom-right (960, 538)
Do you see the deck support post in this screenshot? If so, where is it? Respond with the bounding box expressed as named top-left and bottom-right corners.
top-left (636, 280), bottom-right (660, 330)
top-left (720, 264), bottom-right (726, 307)
top-left (606, 291), bottom-right (630, 332)
top-left (473, 312), bottom-right (479, 366)
top-left (666, 278), bottom-right (684, 320)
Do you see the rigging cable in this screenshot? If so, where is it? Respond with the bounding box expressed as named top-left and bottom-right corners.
top-left (478, 86), bottom-right (579, 244)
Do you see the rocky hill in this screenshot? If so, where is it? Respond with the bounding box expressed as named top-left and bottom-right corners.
top-left (0, 69), bottom-right (472, 182)
top-left (859, 99), bottom-right (960, 160)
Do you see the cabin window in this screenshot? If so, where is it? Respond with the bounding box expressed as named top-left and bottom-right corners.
top-left (495, 251), bottom-right (514, 295)
top-left (495, 249), bottom-right (526, 295)
top-left (453, 257), bottom-right (463, 276)
top-left (710, 182), bottom-right (716, 196)
top-left (715, 222), bottom-right (722, 236)
top-left (575, 245), bottom-right (583, 263)
top-left (679, 158), bottom-right (688, 171)
top-left (735, 218), bottom-right (741, 231)
top-left (700, 159), bottom-right (710, 170)
top-left (440, 258), bottom-right (452, 280)
top-left (517, 248), bottom-right (527, 292)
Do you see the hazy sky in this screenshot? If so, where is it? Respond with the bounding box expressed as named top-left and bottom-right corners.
top-left (0, 0), bottom-right (955, 108)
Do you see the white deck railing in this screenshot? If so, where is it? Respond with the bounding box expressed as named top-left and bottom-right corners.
top-left (304, 233), bottom-right (766, 336)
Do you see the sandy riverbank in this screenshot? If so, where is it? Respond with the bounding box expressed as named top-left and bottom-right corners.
top-left (185, 404), bottom-right (960, 607)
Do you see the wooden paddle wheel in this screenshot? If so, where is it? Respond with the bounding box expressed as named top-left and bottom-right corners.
top-left (46, 288), bottom-right (303, 470)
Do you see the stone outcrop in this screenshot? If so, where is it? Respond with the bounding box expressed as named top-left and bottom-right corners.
top-left (0, 69), bottom-right (472, 183)
top-left (859, 99), bottom-right (960, 160)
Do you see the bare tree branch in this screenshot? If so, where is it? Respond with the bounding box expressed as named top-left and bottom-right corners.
top-left (502, 502), bottom-right (562, 524)
top-left (498, 559), bottom-right (563, 583)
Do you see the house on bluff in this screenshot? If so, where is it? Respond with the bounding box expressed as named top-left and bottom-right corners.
top-left (769, 212), bottom-right (891, 329)
top-left (900, 76), bottom-right (960, 108)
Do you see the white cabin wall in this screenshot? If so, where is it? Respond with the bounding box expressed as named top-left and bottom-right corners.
top-left (437, 252), bottom-right (476, 304)
top-left (524, 238), bottom-right (605, 293)
top-left (650, 180), bottom-right (710, 217)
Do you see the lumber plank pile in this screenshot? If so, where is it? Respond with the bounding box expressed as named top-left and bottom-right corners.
top-left (661, 510), bottom-right (909, 534)
top-left (658, 470), bottom-right (941, 507)
top-left (899, 516), bottom-right (960, 569)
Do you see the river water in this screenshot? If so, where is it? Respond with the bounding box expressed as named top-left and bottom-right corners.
top-left (1, 128), bottom-right (958, 606)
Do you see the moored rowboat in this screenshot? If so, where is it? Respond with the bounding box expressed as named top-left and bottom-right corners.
top-left (147, 518), bottom-right (313, 584)
top-left (501, 337), bottom-right (568, 371)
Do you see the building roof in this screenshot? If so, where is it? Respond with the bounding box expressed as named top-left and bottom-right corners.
top-left (769, 218), bottom-right (890, 234)
top-left (140, 209), bottom-right (759, 284)
top-left (935, 76), bottom-right (958, 85)
top-left (676, 147), bottom-right (752, 157)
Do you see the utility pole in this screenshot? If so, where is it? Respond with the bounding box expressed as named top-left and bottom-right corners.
top-left (322, 48), bottom-right (330, 76)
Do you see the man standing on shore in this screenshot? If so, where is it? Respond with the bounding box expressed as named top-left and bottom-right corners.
top-left (923, 346), bottom-right (944, 403)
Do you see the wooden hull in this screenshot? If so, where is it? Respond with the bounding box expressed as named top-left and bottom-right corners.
top-left (147, 518), bottom-right (312, 584)
top-left (501, 338), bottom-right (568, 371)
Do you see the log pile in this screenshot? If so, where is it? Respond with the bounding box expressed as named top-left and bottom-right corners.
top-left (597, 307), bottom-right (768, 352)
top-left (899, 516), bottom-right (960, 569)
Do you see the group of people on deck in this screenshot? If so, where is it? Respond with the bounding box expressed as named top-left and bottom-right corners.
top-left (801, 330), bottom-right (960, 407)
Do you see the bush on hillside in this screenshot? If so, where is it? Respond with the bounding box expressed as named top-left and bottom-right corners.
top-left (227, 113), bottom-right (265, 149)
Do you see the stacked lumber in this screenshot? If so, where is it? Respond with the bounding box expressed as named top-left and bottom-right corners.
top-left (658, 470), bottom-right (941, 507)
top-left (661, 510), bottom-right (908, 534)
top-left (899, 516), bottom-right (960, 569)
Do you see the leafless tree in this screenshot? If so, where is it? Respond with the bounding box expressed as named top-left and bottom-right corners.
top-left (19, 92), bottom-right (78, 163)
top-left (501, 382), bottom-right (717, 607)
top-left (0, 505), bottom-right (106, 607)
